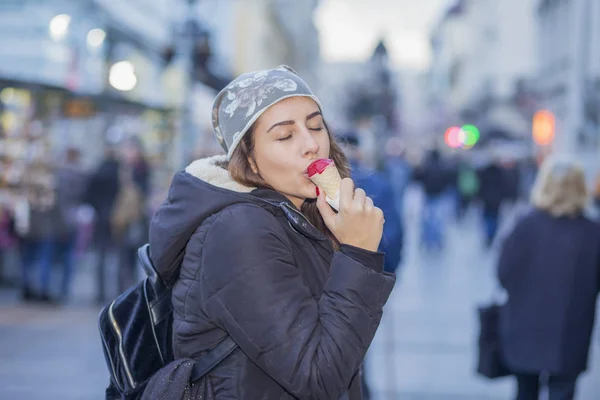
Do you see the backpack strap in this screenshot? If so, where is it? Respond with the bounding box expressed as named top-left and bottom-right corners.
top-left (139, 243), bottom-right (185, 290)
top-left (138, 244), bottom-right (169, 293)
top-left (190, 336), bottom-right (238, 383)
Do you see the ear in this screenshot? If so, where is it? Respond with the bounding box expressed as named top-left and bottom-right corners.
top-left (248, 156), bottom-right (258, 174)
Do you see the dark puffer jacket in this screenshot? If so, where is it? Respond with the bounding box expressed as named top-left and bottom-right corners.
top-left (149, 156), bottom-right (396, 400)
top-left (498, 209), bottom-right (600, 376)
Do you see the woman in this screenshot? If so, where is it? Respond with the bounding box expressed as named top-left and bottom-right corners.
top-left (497, 157), bottom-right (600, 400)
top-left (148, 66), bottom-right (395, 399)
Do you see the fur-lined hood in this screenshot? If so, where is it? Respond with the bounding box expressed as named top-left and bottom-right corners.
top-left (184, 155), bottom-right (254, 194)
top-left (148, 155), bottom-right (290, 283)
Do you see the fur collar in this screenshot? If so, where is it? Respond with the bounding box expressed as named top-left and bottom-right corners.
top-left (185, 155), bottom-right (255, 193)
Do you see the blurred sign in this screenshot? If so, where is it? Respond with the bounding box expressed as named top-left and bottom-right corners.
top-left (64, 98), bottom-right (95, 118)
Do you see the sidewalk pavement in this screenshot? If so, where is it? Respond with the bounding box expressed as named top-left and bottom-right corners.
top-left (0, 251), bottom-right (114, 400)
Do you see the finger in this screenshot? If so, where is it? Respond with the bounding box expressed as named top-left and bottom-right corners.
top-left (339, 178), bottom-right (354, 209)
top-left (374, 207), bottom-right (384, 222)
top-left (316, 186), bottom-right (336, 228)
top-left (353, 188), bottom-right (367, 205)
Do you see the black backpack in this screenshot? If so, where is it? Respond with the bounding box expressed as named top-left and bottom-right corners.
top-left (98, 244), bottom-right (238, 399)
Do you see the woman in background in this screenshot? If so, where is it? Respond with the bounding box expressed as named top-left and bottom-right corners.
top-left (497, 157), bottom-right (600, 400)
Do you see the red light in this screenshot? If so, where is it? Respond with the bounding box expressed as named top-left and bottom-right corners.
top-left (444, 127), bottom-right (462, 148)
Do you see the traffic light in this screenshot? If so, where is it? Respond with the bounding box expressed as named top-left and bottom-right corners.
top-left (444, 125), bottom-right (480, 149)
top-left (461, 124), bottom-right (480, 148)
top-left (444, 127), bottom-right (462, 148)
top-left (532, 110), bottom-right (555, 146)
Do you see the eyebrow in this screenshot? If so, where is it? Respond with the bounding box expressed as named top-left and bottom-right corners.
top-left (306, 111), bottom-right (322, 121)
top-left (267, 111), bottom-right (323, 133)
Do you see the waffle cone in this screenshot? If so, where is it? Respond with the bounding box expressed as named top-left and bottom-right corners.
top-left (310, 165), bottom-right (341, 201)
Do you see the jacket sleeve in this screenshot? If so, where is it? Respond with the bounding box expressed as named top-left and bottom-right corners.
top-left (198, 205), bottom-right (395, 400)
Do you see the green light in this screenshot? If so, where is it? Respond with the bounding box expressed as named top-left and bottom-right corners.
top-left (461, 124), bottom-right (480, 147)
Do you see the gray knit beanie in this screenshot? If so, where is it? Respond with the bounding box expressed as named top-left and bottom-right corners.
top-left (211, 65), bottom-right (322, 158)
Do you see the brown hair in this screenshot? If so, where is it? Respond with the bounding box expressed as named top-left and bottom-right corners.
top-left (219, 121), bottom-right (350, 247)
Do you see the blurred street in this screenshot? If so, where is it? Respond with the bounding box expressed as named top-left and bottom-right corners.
top-left (366, 188), bottom-right (600, 399)
top-left (0, 188), bottom-right (598, 400)
top-left (1, 1), bottom-right (600, 399)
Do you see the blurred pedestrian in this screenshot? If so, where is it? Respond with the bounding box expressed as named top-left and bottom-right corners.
top-left (123, 136), bottom-right (150, 198)
top-left (338, 131), bottom-right (403, 273)
top-left (522, 156), bottom-right (539, 199)
top-left (85, 147), bottom-right (120, 304)
top-left (112, 137), bottom-right (150, 293)
top-left (593, 172), bottom-right (600, 211)
top-left (478, 157), bottom-right (507, 247)
top-left (54, 147), bottom-right (88, 301)
top-left (19, 161), bottom-right (61, 303)
top-left (0, 201), bottom-right (17, 287)
top-left (384, 137), bottom-right (412, 218)
top-left (414, 149), bottom-right (452, 251)
top-left (497, 157), bottom-right (600, 400)
top-left (143, 65), bottom-right (394, 399)
top-left (502, 159), bottom-right (520, 206)
top-left (456, 160), bottom-right (480, 220)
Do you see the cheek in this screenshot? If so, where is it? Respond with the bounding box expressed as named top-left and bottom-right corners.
top-left (254, 147), bottom-right (296, 183)
top-left (320, 135), bottom-right (331, 157)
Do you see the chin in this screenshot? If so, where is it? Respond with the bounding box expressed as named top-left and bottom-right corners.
top-left (305, 184), bottom-right (318, 200)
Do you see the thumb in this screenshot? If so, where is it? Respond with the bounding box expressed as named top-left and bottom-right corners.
top-left (315, 187), bottom-right (336, 229)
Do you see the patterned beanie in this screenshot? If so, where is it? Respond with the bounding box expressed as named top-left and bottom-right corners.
top-left (211, 65), bottom-right (323, 159)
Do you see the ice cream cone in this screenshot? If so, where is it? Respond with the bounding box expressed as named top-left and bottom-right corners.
top-left (308, 159), bottom-right (341, 210)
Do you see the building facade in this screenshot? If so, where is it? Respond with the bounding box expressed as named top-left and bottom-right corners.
top-left (0, 0), bottom-right (187, 206)
top-left (537, 0), bottom-right (600, 166)
top-left (228, 0), bottom-right (321, 88)
top-left (428, 0), bottom-right (538, 148)
top-left (187, 0), bottom-right (322, 155)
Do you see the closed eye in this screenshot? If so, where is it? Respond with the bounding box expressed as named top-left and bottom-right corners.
top-left (277, 135), bottom-right (292, 141)
top-left (309, 127), bottom-right (323, 132)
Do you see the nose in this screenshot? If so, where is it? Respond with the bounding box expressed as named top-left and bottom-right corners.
top-left (301, 127), bottom-right (320, 156)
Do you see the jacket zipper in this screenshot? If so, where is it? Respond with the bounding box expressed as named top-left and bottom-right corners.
top-left (108, 301), bottom-right (136, 388)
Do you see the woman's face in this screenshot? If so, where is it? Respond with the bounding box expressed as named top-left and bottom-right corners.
top-left (250, 96), bottom-right (330, 209)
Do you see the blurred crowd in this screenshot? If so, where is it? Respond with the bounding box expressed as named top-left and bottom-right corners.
top-left (413, 147), bottom-right (540, 251)
top-left (0, 137), bottom-right (151, 305)
top-left (2, 130), bottom-right (600, 309)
